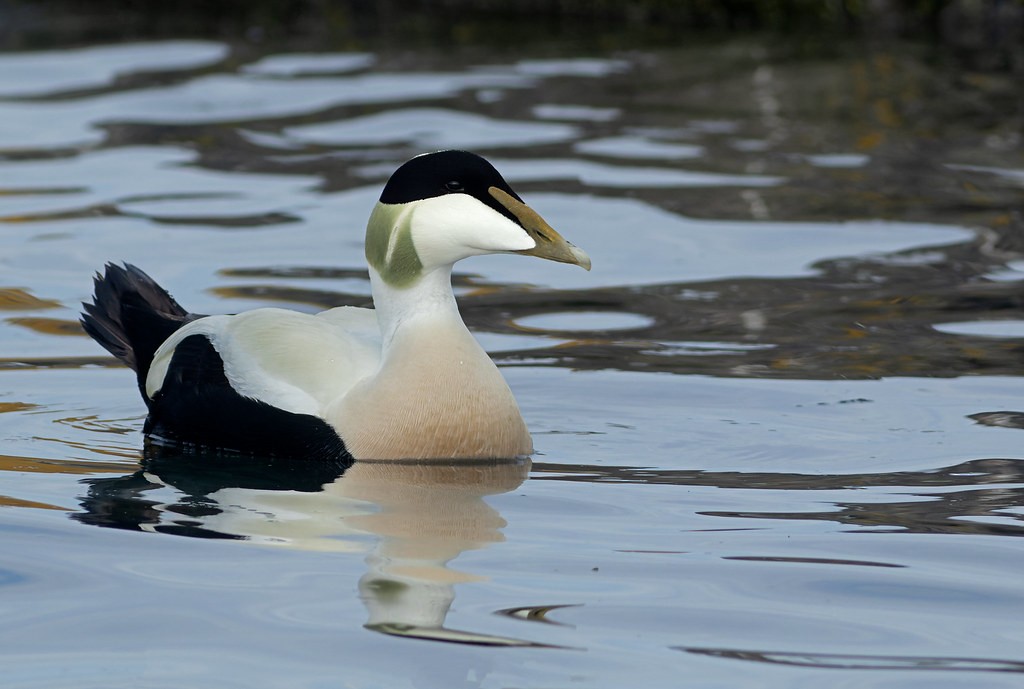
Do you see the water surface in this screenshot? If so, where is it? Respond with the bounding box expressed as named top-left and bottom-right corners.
top-left (2, 31), bottom-right (1024, 689)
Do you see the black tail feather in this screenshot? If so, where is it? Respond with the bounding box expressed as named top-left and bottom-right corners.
top-left (81, 263), bottom-right (194, 400)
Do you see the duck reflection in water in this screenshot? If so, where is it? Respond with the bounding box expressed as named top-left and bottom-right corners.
top-left (75, 447), bottom-right (548, 646)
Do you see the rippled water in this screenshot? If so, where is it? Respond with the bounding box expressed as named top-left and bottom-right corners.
top-left (2, 31), bottom-right (1024, 689)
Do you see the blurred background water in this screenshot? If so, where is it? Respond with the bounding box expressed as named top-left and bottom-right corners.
top-left (1, 1), bottom-right (1024, 687)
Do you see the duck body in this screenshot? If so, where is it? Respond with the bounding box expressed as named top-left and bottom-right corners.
top-left (81, 151), bottom-right (589, 461)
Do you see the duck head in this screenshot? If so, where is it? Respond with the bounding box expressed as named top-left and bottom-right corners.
top-left (365, 150), bottom-right (590, 288)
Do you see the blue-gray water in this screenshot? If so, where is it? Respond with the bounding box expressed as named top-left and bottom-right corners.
top-left (2, 33), bottom-right (1024, 689)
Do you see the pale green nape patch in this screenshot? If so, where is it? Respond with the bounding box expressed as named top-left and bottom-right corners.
top-left (365, 202), bottom-right (423, 288)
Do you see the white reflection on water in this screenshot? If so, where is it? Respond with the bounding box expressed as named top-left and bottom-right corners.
top-left (803, 153), bottom-right (870, 168)
top-left (0, 146), bottom-right (318, 219)
top-left (532, 103), bottom-right (621, 122)
top-left (508, 58), bottom-right (631, 77)
top-left (0, 71), bottom-right (534, 152)
top-left (934, 321), bottom-right (1024, 338)
top-left (0, 41), bottom-right (228, 97)
top-left (282, 107), bottom-right (579, 149)
top-left (515, 311), bottom-right (655, 332)
top-left (241, 52), bottom-right (377, 77)
top-left (574, 135), bottom-right (704, 160)
top-left (946, 163), bottom-right (1024, 185)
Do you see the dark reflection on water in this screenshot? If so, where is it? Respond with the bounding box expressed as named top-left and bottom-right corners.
top-left (495, 603), bottom-right (580, 626)
top-left (970, 411), bottom-right (1024, 429)
top-left (77, 451), bottom-right (1024, 544)
top-left (16, 253), bottom-right (1024, 379)
top-left (75, 447), bottom-right (350, 537)
top-left (535, 458), bottom-right (1024, 536)
top-left (682, 647), bottom-right (1024, 673)
top-left (534, 457), bottom-right (1024, 489)
top-left (195, 251), bottom-right (1024, 381)
top-left (721, 556), bottom-right (905, 568)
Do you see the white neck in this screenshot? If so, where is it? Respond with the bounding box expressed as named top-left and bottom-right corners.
top-left (370, 265), bottom-right (462, 349)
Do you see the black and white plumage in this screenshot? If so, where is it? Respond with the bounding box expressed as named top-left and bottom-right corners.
top-left (81, 150), bottom-right (590, 461)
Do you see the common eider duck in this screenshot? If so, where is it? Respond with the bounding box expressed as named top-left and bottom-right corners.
top-left (81, 150), bottom-right (590, 462)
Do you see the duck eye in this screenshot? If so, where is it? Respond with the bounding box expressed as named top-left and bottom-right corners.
top-left (444, 180), bottom-right (464, 192)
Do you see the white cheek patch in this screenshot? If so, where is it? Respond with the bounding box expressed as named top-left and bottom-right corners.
top-left (409, 195), bottom-right (535, 268)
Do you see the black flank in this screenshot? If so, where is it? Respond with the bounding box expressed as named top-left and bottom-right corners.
top-left (145, 334), bottom-right (352, 463)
